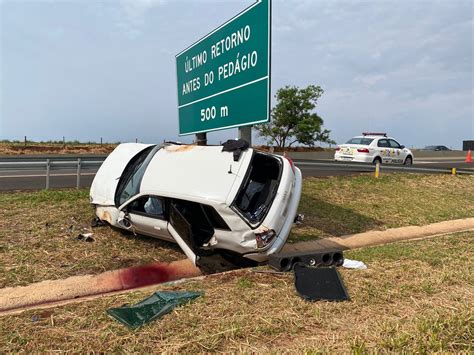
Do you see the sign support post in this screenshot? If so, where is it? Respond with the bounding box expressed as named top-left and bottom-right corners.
top-left (195, 132), bottom-right (207, 146)
top-left (238, 126), bottom-right (252, 145)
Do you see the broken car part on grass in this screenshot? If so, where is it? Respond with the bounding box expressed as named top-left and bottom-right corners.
top-left (90, 140), bottom-right (303, 273)
top-left (268, 249), bottom-right (344, 272)
top-left (293, 264), bottom-right (350, 302)
top-left (268, 249), bottom-right (350, 302)
top-left (107, 291), bottom-right (203, 329)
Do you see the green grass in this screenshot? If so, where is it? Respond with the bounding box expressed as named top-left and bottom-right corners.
top-left (0, 173), bottom-right (473, 288)
top-left (290, 173), bottom-right (474, 242)
top-left (0, 189), bottom-right (185, 288)
top-left (1, 232), bottom-right (472, 352)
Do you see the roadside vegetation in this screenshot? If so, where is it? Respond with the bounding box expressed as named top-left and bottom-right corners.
top-left (290, 173), bottom-right (474, 242)
top-left (0, 190), bottom-right (184, 288)
top-left (1, 232), bottom-right (472, 352)
top-left (0, 174), bottom-right (472, 288)
top-left (0, 140), bottom-right (117, 155)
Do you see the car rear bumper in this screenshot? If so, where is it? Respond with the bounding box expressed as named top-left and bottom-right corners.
top-left (334, 152), bottom-right (373, 163)
top-left (244, 166), bottom-right (303, 262)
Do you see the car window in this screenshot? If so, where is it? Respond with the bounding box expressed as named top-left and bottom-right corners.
top-left (128, 196), bottom-right (165, 219)
top-left (202, 205), bottom-right (231, 231)
top-left (377, 139), bottom-right (389, 148)
top-left (388, 139), bottom-right (401, 148)
top-left (234, 153), bottom-right (281, 225)
top-left (115, 145), bottom-right (160, 206)
top-left (345, 138), bottom-right (374, 145)
top-left (171, 199), bottom-right (214, 246)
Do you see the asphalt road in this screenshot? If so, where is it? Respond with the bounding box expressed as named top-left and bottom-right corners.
top-left (0, 156), bottom-right (472, 191)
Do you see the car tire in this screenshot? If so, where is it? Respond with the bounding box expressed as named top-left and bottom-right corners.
top-left (404, 156), bottom-right (413, 165)
top-left (373, 157), bottom-right (382, 165)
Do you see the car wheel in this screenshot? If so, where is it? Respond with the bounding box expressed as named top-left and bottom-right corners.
top-left (404, 156), bottom-right (413, 165)
top-left (373, 157), bottom-right (382, 165)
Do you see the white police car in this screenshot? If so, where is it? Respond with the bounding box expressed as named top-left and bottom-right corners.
top-left (334, 133), bottom-right (413, 165)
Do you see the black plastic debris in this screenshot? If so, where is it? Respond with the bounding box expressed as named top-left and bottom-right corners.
top-left (107, 291), bottom-right (203, 329)
top-left (222, 139), bottom-right (249, 161)
top-left (91, 216), bottom-right (106, 228)
top-left (293, 263), bottom-right (349, 302)
top-left (76, 233), bottom-right (94, 242)
top-left (269, 250), bottom-right (344, 272)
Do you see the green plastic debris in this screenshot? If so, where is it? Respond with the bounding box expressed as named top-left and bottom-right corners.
top-left (107, 291), bottom-right (203, 329)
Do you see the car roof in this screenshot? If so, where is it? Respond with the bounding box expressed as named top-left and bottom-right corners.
top-left (140, 144), bottom-right (253, 204)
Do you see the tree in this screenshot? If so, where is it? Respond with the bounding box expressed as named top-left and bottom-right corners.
top-left (254, 85), bottom-right (334, 149)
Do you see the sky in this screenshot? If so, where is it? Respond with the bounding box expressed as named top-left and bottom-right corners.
top-left (0, 0), bottom-right (473, 149)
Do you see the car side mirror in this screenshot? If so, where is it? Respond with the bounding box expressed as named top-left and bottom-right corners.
top-left (400, 145), bottom-right (405, 149)
top-left (117, 217), bottom-right (132, 230)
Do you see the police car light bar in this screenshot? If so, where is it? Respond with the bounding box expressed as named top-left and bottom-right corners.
top-left (362, 132), bottom-right (387, 137)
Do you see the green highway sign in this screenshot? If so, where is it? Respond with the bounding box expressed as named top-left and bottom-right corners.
top-left (176, 0), bottom-right (271, 136)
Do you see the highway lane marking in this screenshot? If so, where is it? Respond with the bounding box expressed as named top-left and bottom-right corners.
top-left (0, 173), bottom-right (97, 178)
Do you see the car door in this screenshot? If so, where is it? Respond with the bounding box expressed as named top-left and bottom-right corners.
top-left (123, 195), bottom-right (173, 241)
top-left (388, 139), bottom-right (404, 164)
top-left (377, 139), bottom-right (392, 163)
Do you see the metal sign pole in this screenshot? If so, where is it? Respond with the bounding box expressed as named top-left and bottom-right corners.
top-left (195, 133), bottom-right (207, 146)
top-left (238, 126), bottom-right (252, 146)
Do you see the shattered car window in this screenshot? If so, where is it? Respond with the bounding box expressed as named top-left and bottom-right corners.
top-left (234, 153), bottom-right (281, 225)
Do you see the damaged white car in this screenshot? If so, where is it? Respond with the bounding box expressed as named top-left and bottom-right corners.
top-left (90, 141), bottom-right (303, 272)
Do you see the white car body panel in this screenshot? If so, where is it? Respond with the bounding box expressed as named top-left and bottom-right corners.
top-left (90, 143), bottom-right (303, 267)
top-left (140, 144), bottom-right (250, 204)
top-left (90, 143), bottom-right (153, 205)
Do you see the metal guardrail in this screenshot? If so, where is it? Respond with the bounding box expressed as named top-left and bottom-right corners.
top-left (0, 158), bottom-right (105, 189)
top-left (0, 156), bottom-right (472, 191)
top-left (295, 161), bottom-right (474, 175)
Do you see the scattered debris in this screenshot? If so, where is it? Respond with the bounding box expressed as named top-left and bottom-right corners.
top-left (342, 258), bottom-right (367, 270)
top-left (293, 264), bottom-right (349, 302)
top-left (107, 291), bottom-right (203, 329)
top-left (91, 216), bottom-right (106, 228)
top-left (76, 233), bottom-right (94, 242)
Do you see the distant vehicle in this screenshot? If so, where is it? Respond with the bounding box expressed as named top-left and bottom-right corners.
top-left (422, 145), bottom-right (451, 151)
top-left (90, 141), bottom-right (303, 272)
top-left (334, 132), bottom-right (414, 165)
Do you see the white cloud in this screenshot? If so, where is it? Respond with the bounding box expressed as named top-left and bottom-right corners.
top-left (353, 74), bottom-right (386, 87)
top-left (116, 0), bottom-right (167, 38)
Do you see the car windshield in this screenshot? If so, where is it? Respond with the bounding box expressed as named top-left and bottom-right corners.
top-left (345, 138), bottom-right (374, 145)
top-left (233, 152), bottom-right (281, 225)
top-left (114, 145), bottom-right (159, 206)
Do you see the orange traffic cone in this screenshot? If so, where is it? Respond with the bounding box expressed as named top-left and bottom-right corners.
top-left (465, 149), bottom-right (472, 163)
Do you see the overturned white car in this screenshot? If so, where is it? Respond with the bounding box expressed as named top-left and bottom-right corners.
top-left (90, 141), bottom-right (303, 271)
